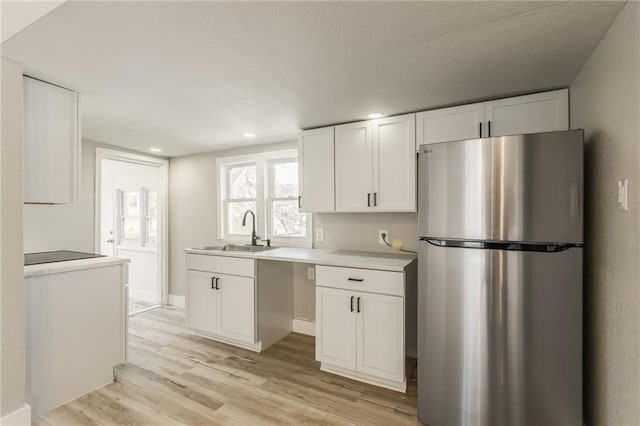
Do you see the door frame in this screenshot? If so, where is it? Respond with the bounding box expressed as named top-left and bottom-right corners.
top-left (95, 148), bottom-right (169, 305)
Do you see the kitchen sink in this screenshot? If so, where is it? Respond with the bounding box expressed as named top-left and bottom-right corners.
top-left (196, 244), bottom-right (274, 253)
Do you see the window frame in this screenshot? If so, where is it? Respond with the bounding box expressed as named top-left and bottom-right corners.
top-left (217, 149), bottom-right (312, 248)
top-left (223, 161), bottom-right (258, 238)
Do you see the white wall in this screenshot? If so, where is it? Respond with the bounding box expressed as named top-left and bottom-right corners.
top-left (1, 57), bottom-right (27, 418)
top-left (569, 3), bottom-right (640, 425)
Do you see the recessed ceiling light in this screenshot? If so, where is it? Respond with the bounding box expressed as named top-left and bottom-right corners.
top-left (368, 112), bottom-right (384, 119)
top-left (243, 132), bottom-right (256, 138)
top-left (149, 147), bottom-right (162, 153)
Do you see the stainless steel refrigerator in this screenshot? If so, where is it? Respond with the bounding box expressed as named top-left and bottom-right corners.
top-left (417, 130), bottom-right (583, 426)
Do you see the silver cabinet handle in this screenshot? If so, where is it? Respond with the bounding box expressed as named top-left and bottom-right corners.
top-left (367, 193), bottom-right (371, 207)
top-left (215, 277), bottom-right (220, 290)
top-left (373, 192), bottom-right (377, 207)
top-left (350, 296), bottom-right (354, 312)
top-left (357, 297), bottom-right (361, 313)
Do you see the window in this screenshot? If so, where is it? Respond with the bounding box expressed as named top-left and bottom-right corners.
top-left (120, 190), bottom-right (141, 244)
top-left (218, 150), bottom-right (311, 247)
top-left (145, 189), bottom-right (158, 247)
top-left (268, 160), bottom-right (306, 238)
top-left (117, 187), bottom-right (159, 248)
top-left (226, 163), bottom-right (257, 236)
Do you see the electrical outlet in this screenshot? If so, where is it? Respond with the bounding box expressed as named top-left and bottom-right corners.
top-left (316, 228), bottom-right (324, 242)
top-left (378, 230), bottom-right (388, 245)
top-left (307, 267), bottom-right (315, 280)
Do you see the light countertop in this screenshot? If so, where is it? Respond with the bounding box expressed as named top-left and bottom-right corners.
top-left (24, 257), bottom-right (130, 278)
top-left (184, 247), bottom-right (416, 272)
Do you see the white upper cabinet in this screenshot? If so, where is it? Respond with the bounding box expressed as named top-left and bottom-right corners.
top-left (416, 102), bottom-right (484, 149)
top-left (485, 89), bottom-right (569, 137)
top-left (335, 114), bottom-right (416, 213)
top-left (373, 114), bottom-right (416, 212)
top-left (335, 121), bottom-right (373, 212)
top-left (416, 89), bottom-right (569, 149)
top-left (23, 76), bottom-right (80, 204)
top-left (298, 127), bottom-right (335, 212)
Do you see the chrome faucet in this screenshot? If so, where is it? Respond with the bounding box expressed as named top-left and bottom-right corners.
top-left (242, 210), bottom-right (259, 246)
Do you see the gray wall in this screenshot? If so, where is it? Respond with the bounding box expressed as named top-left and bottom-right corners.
top-left (1, 57), bottom-right (26, 417)
top-left (570, 3), bottom-right (640, 425)
top-left (23, 140), bottom-right (98, 253)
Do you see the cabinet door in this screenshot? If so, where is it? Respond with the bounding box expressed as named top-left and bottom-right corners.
top-left (23, 76), bottom-right (79, 204)
top-left (416, 102), bottom-right (484, 149)
top-left (298, 127), bottom-right (335, 212)
top-left (372, 114), bottom-right (416, 212)
top-left (217, 274), bottom-right (255, 343)
top-left (335, 121), bottom-right (373, 212)
top-left (356, 292), bottom-right (404, 383)
top-left (186, 270), bottom-right (218, 334)
top-left (316, 287), bottom-right (357, 370)
top-left (485, 89), bottom-right (569, 137)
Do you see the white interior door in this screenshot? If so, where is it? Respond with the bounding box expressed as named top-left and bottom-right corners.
top-left (101, 159), bottom-right (161, 306)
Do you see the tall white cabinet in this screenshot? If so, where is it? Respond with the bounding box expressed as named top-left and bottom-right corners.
top-left (298, 127), bottom-right (335, 212)
top-left (416, 89), bottom-right (569, 149)
top-left (23, 76), bottom-right (80, 204)
top-left (335, 113), bottom-right (416, 212)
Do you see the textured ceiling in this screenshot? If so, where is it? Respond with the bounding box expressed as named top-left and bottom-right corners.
top-left (1, 1), bottom-right (625, 157)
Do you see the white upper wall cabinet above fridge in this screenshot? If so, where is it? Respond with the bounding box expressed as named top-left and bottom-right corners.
top-left (416, 89), bottom-right (569, 150)
top-left (298, 126), bottom-right (335, 212)
top-left (23, 76), bottom-right (80, 204)
top-left (335, 113), bottom-right (416, 213)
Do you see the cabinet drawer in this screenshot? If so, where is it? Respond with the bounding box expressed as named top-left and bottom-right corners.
top-left (186, 254), bottom-right (255, 277)
top-left (316, 266), bottom-right (404, 296)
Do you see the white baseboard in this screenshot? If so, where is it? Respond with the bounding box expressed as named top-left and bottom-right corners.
top-left (292, 318), bottom-right (315, 336)
top-left (129, 288), bottom-right (158, 304)
top-left (168, 294), bottom-right (185, 308)
top-left (1, 404), bottom-right (31, 426)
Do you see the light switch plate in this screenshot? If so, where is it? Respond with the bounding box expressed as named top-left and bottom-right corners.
top-left (617, 178), bottom-right (629, 211)
top-left (307, 267), bottom-right (315, 280)
top-left (315, 228), bottom-right (324, 242)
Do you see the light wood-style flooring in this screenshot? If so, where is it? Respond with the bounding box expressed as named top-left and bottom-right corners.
top-left (128, 298), bottom-right (158, 315)
top-left (34, 306), bottom-right (419, 425)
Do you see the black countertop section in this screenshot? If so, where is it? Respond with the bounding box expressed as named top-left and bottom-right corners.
top-left (24, 251), bottom-right (106, 266)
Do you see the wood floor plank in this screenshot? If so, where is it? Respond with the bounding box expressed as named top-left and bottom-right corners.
top-left (34, 306), bottom-right (418, 425)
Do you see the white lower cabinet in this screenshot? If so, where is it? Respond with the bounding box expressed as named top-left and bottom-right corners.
top-left (316, 287), bottom-right (357, 370)
top-left (315, 265), bottom-right (415, 392)
top-left (186, 270), bottom-right (255, 343)
top-left (185, 253), bottom-right (292, 352)
top-left (186, 270), bottom-right (219, 334)
top-left (356, 292), bottom-right (404, 382)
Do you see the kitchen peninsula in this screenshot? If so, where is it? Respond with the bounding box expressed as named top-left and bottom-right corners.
top-left (24, 255), bottom-right (129, 415)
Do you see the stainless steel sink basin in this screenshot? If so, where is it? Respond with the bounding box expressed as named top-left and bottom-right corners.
top-left (196, 244), bottom-right (274, 253)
